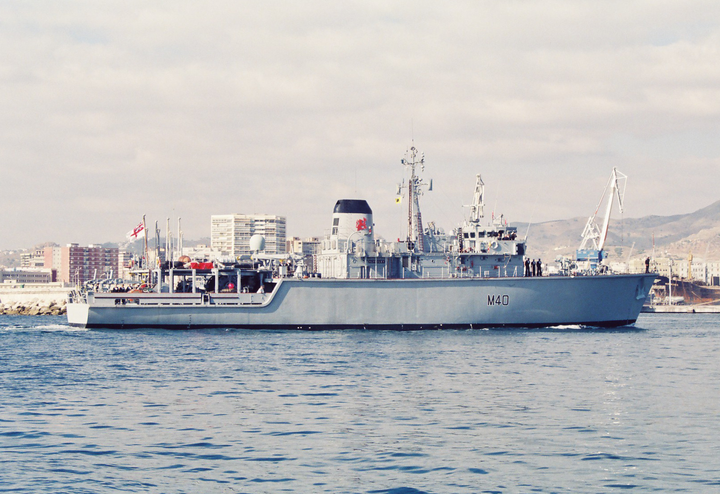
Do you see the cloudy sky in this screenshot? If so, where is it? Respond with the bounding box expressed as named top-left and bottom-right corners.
top-left (2, 1), bottom-right (719, 250)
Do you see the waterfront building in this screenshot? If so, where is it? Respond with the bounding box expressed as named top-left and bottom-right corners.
top-left (287, 237), bottom-right (322, 273)
top-left (0, 268), bottom-right (54, 284)
top-left (630, 256), bottom-right (720, 286)
top-left (707, 261), bottom-right (720, 286)
top-left (286, 237), bottom-right (322, 256)
top-left (60, 244), bottom-right (119, 284)
top-left (19, 252), bottom-right (32, 268)
top-left (180, 244), bottom-right (218, 261)
top-left (20, 243), bottom-right (58, 269)
top-left (43, 246), bottom-right (63, 279)
top-left (20, 251), bottom-right (45, 268)
top-left (630, 257), bottom-right (672, 278)
top-left (629, 257), bottom-right (651, 275)
top-left (211, 214), bottom-right (286, 257)
top-left (117, 251), bottom-right (134, 280)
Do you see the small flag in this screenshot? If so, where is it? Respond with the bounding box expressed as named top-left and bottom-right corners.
top-left (126, 222), bottom-right (145, 240)
top-left (395, 196), bottom-right (402, 204)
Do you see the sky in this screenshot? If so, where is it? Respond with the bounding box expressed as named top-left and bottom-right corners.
top-left (1, 1), bottom-right (719, 250)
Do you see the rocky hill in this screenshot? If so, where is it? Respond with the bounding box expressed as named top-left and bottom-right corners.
top-left (514, 200), bottom-right (720, 263)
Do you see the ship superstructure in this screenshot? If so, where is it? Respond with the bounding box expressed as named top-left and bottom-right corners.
top-left (316, 148), bottom-right (525, 279)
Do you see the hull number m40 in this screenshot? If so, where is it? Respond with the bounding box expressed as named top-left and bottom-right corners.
top-left (487, 294), bottom-right (510, 306)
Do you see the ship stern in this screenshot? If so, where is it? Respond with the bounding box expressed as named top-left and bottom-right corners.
top-left (66, 302), bottom-right (90, 328)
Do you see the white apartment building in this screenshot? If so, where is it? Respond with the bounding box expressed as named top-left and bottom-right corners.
top-left (286, 237), bottom-right (321, 257)
top-left (629, 256), bottom-right (720, 285)
top-left (287, 237), bottom-right (322, 273)
top-left (180, 244), bottom-right (218, 261)
top-left (211, 214), bottom-right (286, 257)
top-left (117, 251), bottom-right (134, 279)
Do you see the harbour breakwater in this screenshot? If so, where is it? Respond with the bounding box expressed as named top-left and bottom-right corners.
top-left (0, 299), bottom-right (66, 316)
top-left (0, 284), bottom-right (71, 316)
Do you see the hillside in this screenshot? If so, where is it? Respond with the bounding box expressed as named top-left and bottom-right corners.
top-left (4, 203), bottom-right (720, 268)
top-left (514, 199), bottom-right (720, 263)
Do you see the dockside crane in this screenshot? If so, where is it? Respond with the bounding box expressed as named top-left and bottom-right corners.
top-left (576, 167), bottom-right (627, 271)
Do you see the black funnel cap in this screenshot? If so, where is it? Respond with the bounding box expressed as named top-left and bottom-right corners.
top-left (333, 199), bottom-right (372, 214)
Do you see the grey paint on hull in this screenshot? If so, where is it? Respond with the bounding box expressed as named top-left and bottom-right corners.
top-left (67, 274), bottom-right (656, 330)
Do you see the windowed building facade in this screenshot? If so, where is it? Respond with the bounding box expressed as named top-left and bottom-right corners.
top-left (211, 214), bottom-right (286, 257)
top-left (60, 244), bottom-right (119, 284)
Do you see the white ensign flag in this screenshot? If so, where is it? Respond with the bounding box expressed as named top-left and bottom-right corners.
top-left (126, 222), bottom-right (145, 240)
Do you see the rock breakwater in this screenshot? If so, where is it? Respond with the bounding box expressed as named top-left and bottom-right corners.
top-left (0, 299), bottom-right (67, 316)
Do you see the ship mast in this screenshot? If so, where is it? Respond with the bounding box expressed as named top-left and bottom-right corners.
top-left (400, 145), bottom-right (431, 252)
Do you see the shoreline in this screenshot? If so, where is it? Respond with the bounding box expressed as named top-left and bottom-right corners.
top-left (642, 304), bottom-right (720, 314)
top-left (0, 300), bottom-right (67, 316)
top-left (0, 284), bottom-right (71, 316)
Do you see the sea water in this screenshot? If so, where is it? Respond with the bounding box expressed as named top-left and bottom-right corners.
top-left (1, 314), bottom-right (719, 493)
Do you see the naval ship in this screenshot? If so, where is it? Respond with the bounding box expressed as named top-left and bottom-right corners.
top-left (67, 146), bottom-right (655, 329)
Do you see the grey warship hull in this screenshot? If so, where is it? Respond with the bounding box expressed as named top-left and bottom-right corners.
top-left (67, 273), bottom-right (655, 330)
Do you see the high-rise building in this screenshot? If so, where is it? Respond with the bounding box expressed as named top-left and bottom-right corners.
top-left (211, 214), bottom-right (286, 257)
top-left (60, 244), bottom-right (119, 284)
top-left (44, 246), bottom-right (63, 279)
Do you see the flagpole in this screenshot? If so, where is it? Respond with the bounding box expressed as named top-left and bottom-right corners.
top-left (166, 217), bottom-right (170, 266)
top-left (143, 215), bottom-right (149, 286)
top-left (155, 221), bottom-right (160, 268)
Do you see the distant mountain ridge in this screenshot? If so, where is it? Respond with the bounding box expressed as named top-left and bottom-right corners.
top-left (513, 200), bottom-right (720, 262)
top-left (4, 205), bottom-right (720, 269)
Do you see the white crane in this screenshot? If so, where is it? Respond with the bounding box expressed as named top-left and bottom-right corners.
top-left (466, 174), bottom-right (485, 224)
top-left (577, 167), bottom-right (627, 270)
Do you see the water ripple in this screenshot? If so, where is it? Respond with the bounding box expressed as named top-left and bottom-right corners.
top-left (0, 314), bottom-right (718, 492)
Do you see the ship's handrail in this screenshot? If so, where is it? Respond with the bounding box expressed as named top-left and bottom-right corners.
top-left (89, 291), bottom-right (272, 307)
top-left (68, 289), bottom-right (88, 304)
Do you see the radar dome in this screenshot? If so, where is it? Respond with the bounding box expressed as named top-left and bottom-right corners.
top-left (249, 234), bottom-right (266, 253)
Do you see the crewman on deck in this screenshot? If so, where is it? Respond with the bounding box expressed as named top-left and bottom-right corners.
top-left (645, 257), bottom-right (650, 273)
